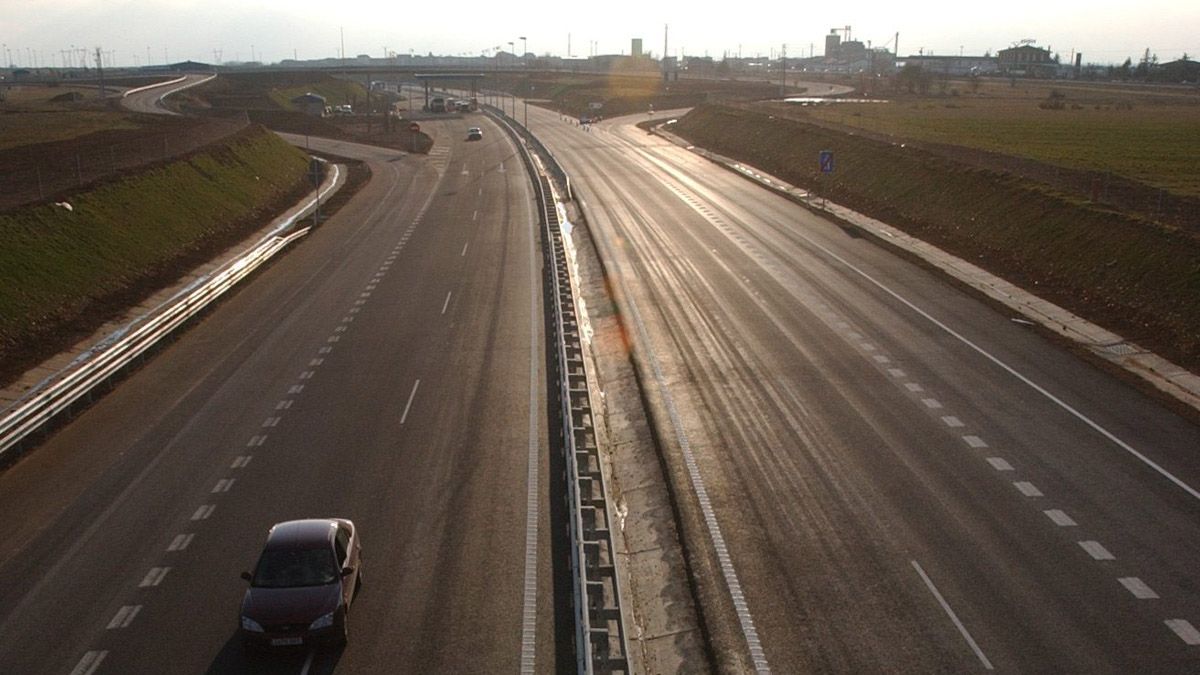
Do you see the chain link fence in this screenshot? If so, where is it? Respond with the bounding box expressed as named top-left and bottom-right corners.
top-left (0, 112), bottom-right (250, 212)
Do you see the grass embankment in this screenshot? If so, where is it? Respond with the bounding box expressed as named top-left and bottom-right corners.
top-left (672, 104), bottom-right (1200, 369)
top-left (0, 125), bottom-right (310, 383)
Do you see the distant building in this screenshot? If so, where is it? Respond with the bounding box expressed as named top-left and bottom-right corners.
top-left (1157, 57), bottom-right (1200, 83)
top-left (631, 38), bottom-right (643, 58)
top-left (997, 44), bottom-right (1055, 75)
top-left (291, 92), bottom-right (327, 116)
top-left (902, 55), bottom-right (999, 76)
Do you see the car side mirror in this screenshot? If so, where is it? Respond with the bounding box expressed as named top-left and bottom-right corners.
top-left (241, 571), bottom-right (252, 582)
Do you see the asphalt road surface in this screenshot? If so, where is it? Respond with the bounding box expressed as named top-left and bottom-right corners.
top-left (120, 74), bottom-right (215, 115)
top-left (531, 106), bottom-right (1200, 672)
top-left (0, 114), bottom-right (562, 673)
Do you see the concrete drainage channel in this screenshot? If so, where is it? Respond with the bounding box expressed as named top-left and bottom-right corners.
top-left (487, 106), bottom-right (632, 673)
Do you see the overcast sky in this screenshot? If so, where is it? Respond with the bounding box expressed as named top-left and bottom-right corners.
top-left (3, 0), bottom-right (1197, 67)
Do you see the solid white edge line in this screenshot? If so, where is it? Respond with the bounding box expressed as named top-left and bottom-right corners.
top-left (912, 560), bottom-right (994, 670)
top-left (399, 379), bottom-right (421, 425)
top-left (621, 290), bottom-right (770, 673)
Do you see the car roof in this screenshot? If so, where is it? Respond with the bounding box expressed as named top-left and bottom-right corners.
top-left (263, 519), bottom-right (346, 550)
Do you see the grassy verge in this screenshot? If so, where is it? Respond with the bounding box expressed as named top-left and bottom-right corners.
top-left (672, 104), bottom-right (1200, 369)
top-left (797, 95), bottom-right (1200, 197)
top-left (0, 125), bottom-right (310, 384)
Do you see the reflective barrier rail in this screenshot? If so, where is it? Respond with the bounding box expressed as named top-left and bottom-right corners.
top-left (0, 164), bottom-right (339, 463)
top-left (487, 106), bottom-right (630, 674)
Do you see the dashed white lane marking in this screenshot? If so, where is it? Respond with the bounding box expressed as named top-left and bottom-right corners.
top-left (861, 343), bottom-right (877, 351)
top-left (756, 209), bottom-right (1200, 501)
top-left (442, 291), bottom-right (453, 315)
top-left (139, 567), bottom-right (170, 587)
top-left (327, 335), bottom-right (341, 343)
top-left (904, 382), bottom-right (924, 392)
top-left (231, 455), bottom-right (252, 469)
top-left (310, 357), bottom-right (325, 366)
top-left (167, 534), bottom-right (195, 552)
top-left (942, 416), bottom-right (965, 428)
top-left (106, 605), bottom-right (142, 629)
top-left (262, 416), bottom-right (281, 427)
top-left (872, 354), bottom-right (892, 364)
top-left (301, 370), bottom-right (315, 379)
top-left (887, 368), bottom-right (906, 378)
top-left (462, 243), bottom-right (469, 256)
top-left (289, 383), bottom-right (306, 394)
top-left (349, 307), bottom-right (361, 315)
top-left (1014, 481), bottom-right (1044, 497)
top-left (276, 400), bottom-right (293, 410)
top-left (1119, 577), bottom-right (1159, 599)
top-left (247, 435), bottom-right (266, 447)
top-left (912, 560), bottom-right (994, 670)
top-left (986, 457), bottom-right (1014, 471)
top-left (335, 325), bottom-right (349, 333)
top-left (212, 478), bottom-right (235, 493)
top-left (922, 398), bottom-right (943, 409)
top-left (963, 435), bottom-right (988, 448)
top-left (472, 209), bottom-right (478, 221)
top-left (1079, 541), bottom-right (1115, 561)
top-left (191, 504), bottom-right (215, 521)
top-left (1166, 619), bottom-right (1200, 645)
top-left (1044, 509), bottom-right (1077, 527)
top-left (400, 380), bottom-right (421, 425)
top-left (70, 650), bottom-right (107, 675)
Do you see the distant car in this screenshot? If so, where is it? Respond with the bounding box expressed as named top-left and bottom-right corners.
top-left (467, 127), bottom-right (483, 141)
top-left (239, 519), bottom-right (362, 651)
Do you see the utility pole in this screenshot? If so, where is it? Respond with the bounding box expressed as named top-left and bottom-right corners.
top-left (95, 47), bottom-right (106, 98)
top-left (780, 43), bottom-right (787, 93)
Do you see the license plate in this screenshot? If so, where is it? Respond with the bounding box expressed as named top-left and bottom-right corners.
top-left (271, 637), bottom-right (303, 647)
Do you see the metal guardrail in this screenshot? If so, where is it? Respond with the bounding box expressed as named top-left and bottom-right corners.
top-left (0, 162), bottom-right (339, 463)
top-left (486, 105), bottom-right (629, 673)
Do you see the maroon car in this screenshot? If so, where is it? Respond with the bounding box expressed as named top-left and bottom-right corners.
top-left (239, 519), bottom-right (362, 650)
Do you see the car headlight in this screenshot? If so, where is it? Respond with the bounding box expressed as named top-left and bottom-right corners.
top-left (241, 616), bottom-right (265, 633)
top-left (309, 612), bottom-right (335, 630)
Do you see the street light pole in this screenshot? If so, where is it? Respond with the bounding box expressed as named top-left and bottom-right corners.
top-left (520, 36), bottom-right (527, 66)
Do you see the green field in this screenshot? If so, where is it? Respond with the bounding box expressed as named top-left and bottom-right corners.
top-left (0, 125), bottom-right (309, 380)
top-left (796, 87), bottom-right (1200, 196)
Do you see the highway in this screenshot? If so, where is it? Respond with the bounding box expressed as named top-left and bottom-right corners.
top-left (0, 114), bottom-right (563, 673)
top-left (530, 107), bottom-right (1200, 672)
top-left (121, 73), bottom-right (216, 115)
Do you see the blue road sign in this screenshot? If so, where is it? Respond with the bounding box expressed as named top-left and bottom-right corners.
top-left (819, 150), bottom-right (834, 173)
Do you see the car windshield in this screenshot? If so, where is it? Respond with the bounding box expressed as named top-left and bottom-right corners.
top-left (251, 548), bottom-right (339, 588)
